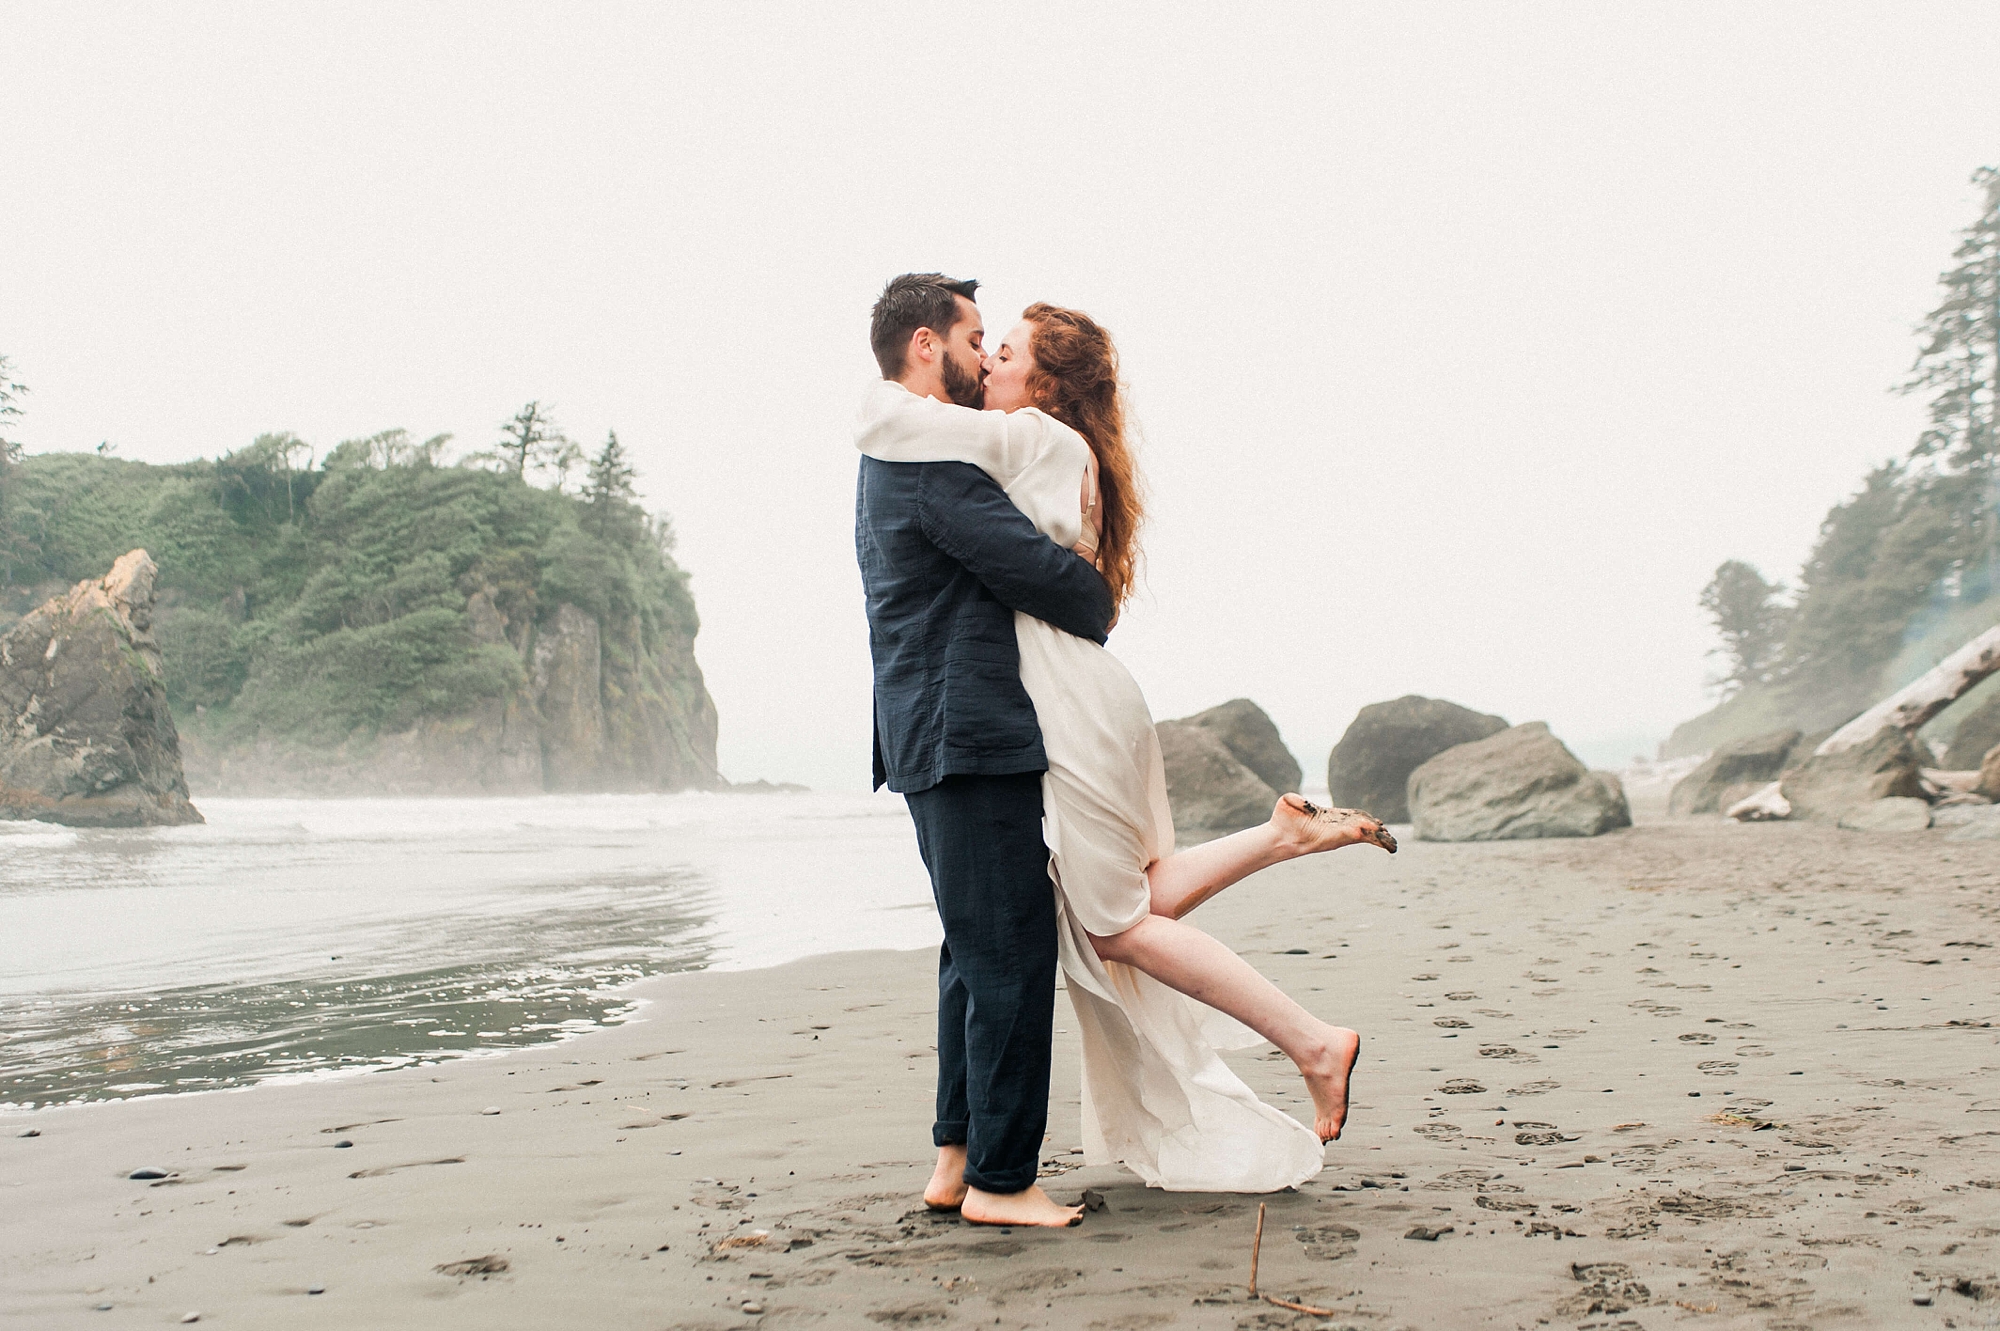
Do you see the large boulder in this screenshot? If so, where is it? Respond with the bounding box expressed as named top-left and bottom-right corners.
top-left (1837, 797), bottom-right (1932, 833)
top-left (1156, 721), bottom-right (1278, 839)
top-left (1779, 728), bottom-right (1925, 822)
top-left (0, 550), bottom-right (203, 826)
top-left (1407, 721), bottom-right (1630, 841)
top-left (1975, 742), bottom-right (2000, 800)
top-left (1945, 689), bottom-right (2000, 769)
top-left (1327, 695), bottom-right (1508, 823)
top-left (1667, 728), bottom-right (1802, 816)
top-left (1165, 698), bottom-right (1301, 794)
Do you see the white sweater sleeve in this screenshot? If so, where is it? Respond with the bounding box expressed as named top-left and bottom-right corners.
top-left (852, 380), bottom-right (1060, 487)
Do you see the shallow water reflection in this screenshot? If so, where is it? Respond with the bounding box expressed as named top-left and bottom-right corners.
top-left (0, 792), bottom-right (935, 1108)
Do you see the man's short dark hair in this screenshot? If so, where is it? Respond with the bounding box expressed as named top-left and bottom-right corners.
top-left (870, 273), bottom-right (980, 379)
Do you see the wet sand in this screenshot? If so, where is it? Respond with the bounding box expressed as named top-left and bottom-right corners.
top-left (5, 816), bottom-right (2000, 1329)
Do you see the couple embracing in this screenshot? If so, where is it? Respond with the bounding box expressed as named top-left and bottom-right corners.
top-left (854, 274), bottom-right (1396, 1229)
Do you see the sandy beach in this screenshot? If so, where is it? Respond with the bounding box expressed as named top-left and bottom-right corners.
top-left (6, 815), bottom-right (2000, 1329)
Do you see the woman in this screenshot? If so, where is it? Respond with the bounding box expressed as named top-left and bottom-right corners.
top-left (854, 303), bottom-right (1394, 1196)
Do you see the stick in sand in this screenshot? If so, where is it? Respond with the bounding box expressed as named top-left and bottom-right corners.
top-left (1249, 1201), bottom-right (1265, 1297)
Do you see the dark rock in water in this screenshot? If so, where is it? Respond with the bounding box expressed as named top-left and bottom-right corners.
top-left (129, 1168), bottom-right (168, 1180)
top-left (1328, 696), bottom-right (1508, 824)
top-left (1156, 721), bottom-right (1277, 839)
top-left (1163, 698), bottom-right (1301, 794)
top-left (1780, 729), bottom-right (1925, 822)
top-left (1668, 728), bottom-right (1802, 816)
top-left (1947, 690), bottom-right (2000, 769)
top-left (1407, 722), bottom-right (1631, 842)
top-left (0, 551), bottom-right (202, 827)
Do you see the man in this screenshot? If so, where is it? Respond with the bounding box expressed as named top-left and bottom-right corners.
top-left (855, 273), bottom-right (1114, 1228)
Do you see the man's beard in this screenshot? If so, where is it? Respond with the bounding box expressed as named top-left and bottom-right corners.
top-left (942, 352), bottom-right (985, 409)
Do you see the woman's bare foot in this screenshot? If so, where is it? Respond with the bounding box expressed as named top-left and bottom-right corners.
top-left (1274, 793), bottom-right (1397, 855)
top-left (924, 1144), bottom-right (968, 1211)
top-left (961, 1183), bottom-right (1084, 1228)
top-left (1297, 1024), bottom-right (1362, 1142)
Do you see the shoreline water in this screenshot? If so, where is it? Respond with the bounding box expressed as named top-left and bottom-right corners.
top-left (0, 791), bottom-right (935, 1110)
top-left (6, 817), bottom-right (1998, 1328)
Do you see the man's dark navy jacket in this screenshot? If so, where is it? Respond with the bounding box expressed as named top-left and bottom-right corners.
top-left (856, 456), bottom-right (1115, 794)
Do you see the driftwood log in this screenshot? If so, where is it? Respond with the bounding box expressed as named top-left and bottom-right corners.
top-left (1728, 624), bottom-right (2000, 822)
top-left (1816, 625), bottom-right (2000, 756)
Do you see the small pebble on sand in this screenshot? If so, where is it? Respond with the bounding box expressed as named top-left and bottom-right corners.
top-left (129, 1168), bottom-right (168, 1180)
top-left (481, 1107), bottom-right (501, 1116)
top-left (742, 1302), bottom-right (764, 1314)
top-left (308, 1286), bottom-right (325, 1295)
top-left (93, 1304), bottom-right (111, 1312)
top-left (333, 1140), bottom-right (353, 1148)
top-left (18, 1129), bottom-right (40, 1138)
top-left (180, 1314), bottom-right (201, 1324)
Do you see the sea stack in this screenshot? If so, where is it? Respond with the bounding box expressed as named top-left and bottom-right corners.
top-left (0, 549), bottom-right (203, 826)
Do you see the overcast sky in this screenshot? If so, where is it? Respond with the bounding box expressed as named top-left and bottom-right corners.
top-left (5, 4), bottom-right (1999, 790)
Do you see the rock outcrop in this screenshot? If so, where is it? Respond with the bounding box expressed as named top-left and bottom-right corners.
top-left (1836, 796), bottom-right (1932, 832)
top-left (1157, 717), bottom-right (1280, 839)
top-left (1163, 698), bottom-right (1301, 794)
top-left (1979, 744), bottom-right (2000, 801)
top-left (0, 551), bottom-right (202, 826)
top-left (1407, 722), bottom-right (1630, 842)
top-left (1778, 728), bottom-right (1925, 822)
top-left (1328, 696), bottom-right (1508, 824)
top-left (1667, 728), bottom-right (1802, 816)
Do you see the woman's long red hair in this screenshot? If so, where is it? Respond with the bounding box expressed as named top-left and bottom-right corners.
top-left (1021, 302), bottom-right (1143, 613)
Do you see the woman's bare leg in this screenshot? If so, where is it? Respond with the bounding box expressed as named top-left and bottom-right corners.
top-left (1089, 914), bottom-right (1359, 1141)
top-left (1146, 794), bottom-right (1394, 921)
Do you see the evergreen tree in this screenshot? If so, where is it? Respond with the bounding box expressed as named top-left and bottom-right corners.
top-left (0, 355), bottom-right (24, 467)
top-left (583, 430), bottom-right (638, 536)
top-left (1699, 560), bottom-right (1791, 695)
top-left (1903, 166), bottom-right (1999, 476)
top-left (496, 401), bottom-right (568, 478)
top-left (0, 355), bottom-right (33, 584)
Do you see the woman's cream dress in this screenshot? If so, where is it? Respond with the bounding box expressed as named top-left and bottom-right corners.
top-left (856, 382), bottom-right (1323, 1192)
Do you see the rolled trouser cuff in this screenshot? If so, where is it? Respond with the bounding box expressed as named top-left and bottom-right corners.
top-left (963, 1160), bottom-right (1039, 1195)
top-left (933, 1121), bottom-right (969, 1148)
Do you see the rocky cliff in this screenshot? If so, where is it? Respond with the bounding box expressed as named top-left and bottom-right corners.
top-left (180, 592), bottom-right (721, 796)
top-left (0, 550), bottom-right (203, 825)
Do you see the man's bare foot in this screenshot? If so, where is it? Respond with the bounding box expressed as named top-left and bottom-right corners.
top-left (1275, 793), bottom-right (1397, 855)
top-left (1297, 1024), bottom-right (1362, 1142)
top-left (961, 1183), bottom-right (1084, 1228)
top-left (925, 1144), bottom-right (968, 1211)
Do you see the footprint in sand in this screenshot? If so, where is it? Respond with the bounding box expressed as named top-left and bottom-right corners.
top-left (1295, 1224), bottom-right (1360, 1261)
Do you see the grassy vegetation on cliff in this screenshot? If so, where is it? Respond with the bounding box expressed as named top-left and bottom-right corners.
top-left (0, 428), bottom-right (696, 746)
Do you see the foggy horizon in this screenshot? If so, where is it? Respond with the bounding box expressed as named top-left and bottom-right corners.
top-left (6, 4), bottom-right (2000, 789)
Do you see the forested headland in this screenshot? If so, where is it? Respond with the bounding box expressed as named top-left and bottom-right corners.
top-left (1675, 166), bottom-right (2000, 765)
top-left (0, 401), bottom-right (722, 794)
